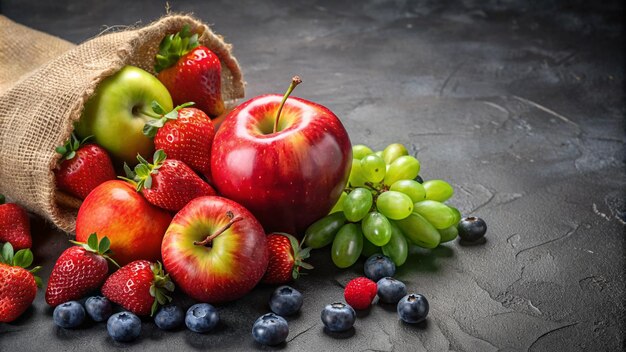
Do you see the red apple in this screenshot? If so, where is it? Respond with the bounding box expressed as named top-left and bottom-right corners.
top-left (210, 77), bottom-right (352, 235)
top-left (75, 180), bottom-right (172, 265)
top-left (161, 196), bottom-right (268, 303)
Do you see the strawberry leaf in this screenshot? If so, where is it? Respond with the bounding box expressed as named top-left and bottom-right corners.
top-left (153, 150), bottom-right (167, 165)
top-left (67, 151), bottom-right (76, 160)
top-left (144, 175), bottom-right (153, 189)
top-left (164, 109), bottom-right (179, 120)
top-left (55, 146), bottom-right (67, 155)
top-left (99, 236), bottom-right (111, 254)
top-left (154, 24), bottom-right (201, 73)
top-left (123, 163), bottom-right (136, 179)
top-left (0, 194), bottom-right (5, 205)
top-left (1, 242), bottom-right (14, 263)
top-left (151, 101), bottom-right (166, 115)
top-left (13, 248), bottom-right (33, 268)
top-left (33, 275), bottom-right (42, 288)
top-left (87, 233), bottom-right (98, 251)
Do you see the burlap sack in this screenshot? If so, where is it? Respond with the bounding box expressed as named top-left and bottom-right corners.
top-left (0, 14), bottom-right (245, 233)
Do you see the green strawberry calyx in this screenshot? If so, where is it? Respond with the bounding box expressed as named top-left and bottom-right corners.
top-left (0, 194), bottom-right (5, 205)
top-left (149, 261), bottom-right (175, 316)
top-left (119, 149), bottom-right (168, 192)
top-left (154, 24), bottom-right (200, 73)
top-left (69, 233), bottom-right (120, 268)
top-left (142, 101), bottom-right (195, 138)
top-left (276, 232), bottom-right (314, 280)
top-left (0, 242), bottom-right (43, 287)
top-left (55, 133), bottom-right (92, 161)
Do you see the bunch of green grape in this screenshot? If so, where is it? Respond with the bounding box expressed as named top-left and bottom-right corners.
top-left (303, 143), bottom-right (461, 269)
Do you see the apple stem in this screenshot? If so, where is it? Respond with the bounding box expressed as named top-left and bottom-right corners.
top-left (193, 211), bottom-right (244, 247)
top-left (273, 76), bottom-right (302, 134)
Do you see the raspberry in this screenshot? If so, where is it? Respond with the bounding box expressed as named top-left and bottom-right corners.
top-left (344, 277), bottom-right (377, 310)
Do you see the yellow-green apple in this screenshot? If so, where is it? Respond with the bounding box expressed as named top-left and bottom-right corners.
top-left (210, 77), bottom-right (352, 235)
top-left (75, 66), bottom-right (173, 164)
top-left (75, 180), bottom-right (172, 265)
top-left (161, 196), bottom-right (268, 303)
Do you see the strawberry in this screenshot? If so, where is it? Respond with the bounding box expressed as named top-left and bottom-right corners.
top-left (102, 260), bottom-right (174, 316)
top-left (155, 25), bottom-right (225, 117)
top-left (344, 277), bottom-right (377, 310)
top-left (54, 134), bottom-right (116, 199)
top-left (122, 149), bottom-right (216, 212)
top-left (45, 233), bottom-right (118, 307)
top-left (261, 233), bottom-right (313, 285)
top-left (0, 195), bottom-right (31, 250)
top-left (0, 243), bottom-right (41, 322)
top-left (143, 101), bottom-right (215, 178)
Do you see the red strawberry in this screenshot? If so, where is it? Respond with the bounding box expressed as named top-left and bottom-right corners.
top-left (155, 25), bottom-right (225, 117)
top-left (102, 260), bottom-right (174, 316)
top-left (45, 233), bottom-right (118, 307)
top-left (122, 149), bottom-right (216, 212)
top-left (261, 232), bottom-right (313, 285)
top-left (0, 243), bottom-right (41, 322)
top-left (344, 277), bottom-right (377, 310)
top-left (54, 134), bottom-right (116, 199)
top-left (0, 195), bottom-right (31, 250)
top-left (143, 102), bottom-right (215, 178)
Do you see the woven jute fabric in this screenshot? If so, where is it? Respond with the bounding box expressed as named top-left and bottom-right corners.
top-left (0, 14), bottom-right (245, 233)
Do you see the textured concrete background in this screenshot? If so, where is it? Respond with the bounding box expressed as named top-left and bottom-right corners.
top-left (1, 1), bottom-right (624, 351)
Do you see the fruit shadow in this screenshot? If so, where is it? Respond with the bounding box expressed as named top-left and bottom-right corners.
top-left (182, 321), bottom-right (228, 349)
top-left (396, 245), bottom-right (455, 275)
top-left (323, 326), bottom-right (356, 339)
top-left (458, 237), bottom-right (488, 247)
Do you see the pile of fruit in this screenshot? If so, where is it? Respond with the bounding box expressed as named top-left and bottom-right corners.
top-left (0, 24), bottom-right (487, 346)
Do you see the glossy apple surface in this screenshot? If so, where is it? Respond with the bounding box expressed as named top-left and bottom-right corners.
top-left (75, 65), bottom-right (173, 164)
top-left (75, 180), bottom-right (172, 265)
top-left (210, 94), bottom-right (352, 235)
top-left (161, 196), bottom-right (268, 303)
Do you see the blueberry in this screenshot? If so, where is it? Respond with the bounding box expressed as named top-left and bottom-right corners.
top-left (85, 296), bottom-right (112, 322)
top-left (397, 294), bottom-right (429, 324)
top-left (185, 303), bottom-right (219, 333)
top-left (364, 254), bottom-right (396, 282)
top-left (457, 217), bottom-right (487, 242)
top-left (53, 301), bottom-right (85, 328)
top-left (320, 302), bottom-right (356, 332)
top-left (269, 286), bottom-right (303, 316)
top-left (154, 304), bottom-right (184, 330)
top-left (377, 277), bottom-right (407, 304)
top-left (252, 313), bottom-right (289, 346)
top-left (107, 311), bottom-right (141, 342)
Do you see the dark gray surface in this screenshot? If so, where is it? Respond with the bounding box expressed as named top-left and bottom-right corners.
top-left (1, 1), bottom-right (624, 351)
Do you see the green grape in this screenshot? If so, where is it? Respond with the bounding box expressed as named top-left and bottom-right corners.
top-left (413, 200), bottom-right (456, 229)
top-left (383, 155), bottom-right (420, 186)
top-left (449, 206), bottom-right (461, 224)
top-left (331, 223), bottom-right (364, 268)
top-left (352, 144), bottom-right (374, 160)
top-left (389, 179), bottom-right (426, 203)
top-left (438, 226), bottom-right (458, 243)
top-left (375, 151), bottom-right (384, 158)
top-left (360, 154), bottom-right (386, 183)
top-left (361, 212), bottom-right (392, 246)
top-left (343, 188), bottom-right (373, 222)
top-left (423, 180), bottom-right (454, 202)
top-left (304, 212), bottom-right (347, 249)
top-left (394, 213), bottom-right (441, 248)
top-left (348, 159), bottom-right (367, 187)
top-left (376, 191), bottom-right (413, 220)
top-left (382, 222), bottom-right (409, 266)
top-left (382, 143), bottom-right (408, 164)
top-left (361, 236), bottom-right (382, 257)
top-left (329, 191), bottom-right (347, 214)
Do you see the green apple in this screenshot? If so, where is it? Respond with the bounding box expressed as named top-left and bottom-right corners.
top-left (75, 65), bottom-right (173, 164)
